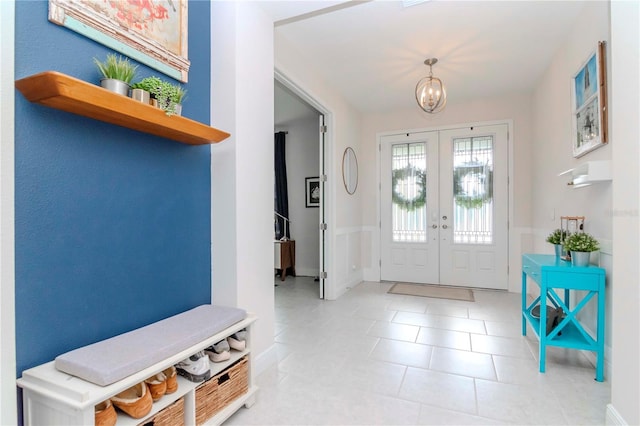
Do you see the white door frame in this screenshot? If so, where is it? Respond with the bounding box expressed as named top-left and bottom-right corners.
top-left (376, 120), bottom-right (514, 288)
top-left (275, 68), bottom-right (336, 300)
top-left (0, 1), bottom-right (17, 424)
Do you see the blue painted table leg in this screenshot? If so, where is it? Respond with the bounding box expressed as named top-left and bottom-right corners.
top-left (522, 271), bottom-right (527, 336)
top-left (596, 286), bottom-right (605, 381)
top-left (539, 285), bottom-right (547, 373)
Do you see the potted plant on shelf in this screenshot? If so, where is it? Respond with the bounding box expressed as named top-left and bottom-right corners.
top-left (546, 228), bottom-right (570, 257)
top-left (171, 86), bottom-right (187, 116)
top-left (129, 80), bottom-right (153, 104)
top-left (563, 232), bottom-right (600, 267)
top-left (93, 54), bottom-right (137, 96)
top-left (135, 77), bottom-right (184, 116)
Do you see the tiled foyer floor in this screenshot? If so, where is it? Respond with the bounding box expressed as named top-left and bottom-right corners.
top-left (226, 277), bottom-right (610, 425)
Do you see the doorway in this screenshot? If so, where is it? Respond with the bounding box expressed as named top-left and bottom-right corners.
top-left (380, 124), bottom-right (509, 290)
top-left (274, 76), bottom-right (330, 299)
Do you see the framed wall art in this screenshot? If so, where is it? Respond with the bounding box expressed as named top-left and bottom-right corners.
top-left (49, 0), bottom-right (190, 82)
top-left (305, 177), bottom-right (320, 208)
top-left (571, 41), bottom-right (608, 158)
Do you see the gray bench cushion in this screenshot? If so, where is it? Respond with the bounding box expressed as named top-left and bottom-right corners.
top-left (54, 304), bottom-right (246, 386)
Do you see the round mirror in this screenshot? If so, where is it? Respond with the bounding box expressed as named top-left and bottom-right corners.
top-left (342, 147), bottom-right (358, 195)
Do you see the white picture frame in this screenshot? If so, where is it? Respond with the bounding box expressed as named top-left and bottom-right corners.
top-left (571, 41), bottom-right (608, 158)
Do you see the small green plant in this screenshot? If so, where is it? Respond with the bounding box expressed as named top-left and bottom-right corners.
top-left (172, 86), bottom-right (187, 105)
top-left (130, 76), bottom-right (162, 93)
top-left (93, 54), bottom-right (137, 84)
top-left (563, 232), bottom-right (600, 252)
top-left (546, 228), bottom-right (570, 245)
top-left (133, 77), bottom-right (185, 115)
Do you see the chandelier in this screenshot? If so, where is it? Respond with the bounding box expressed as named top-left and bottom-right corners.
top-left (415, 58), bottom-right (447, 114)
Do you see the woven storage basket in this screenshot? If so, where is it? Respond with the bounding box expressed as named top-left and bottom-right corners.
top-left (138, 397), bottom-right (184, 426)
top-left (195, 356), bottom-right (249, 425)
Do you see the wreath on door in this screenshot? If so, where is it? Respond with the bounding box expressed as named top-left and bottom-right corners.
top-left (391, 166), bottom-right (426, 211)
top-left (453, 164), bottom-right (493, 209)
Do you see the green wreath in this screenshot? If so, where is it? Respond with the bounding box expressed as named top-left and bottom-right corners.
top-left (453, 164), bottom-right (493, 209)
top-left (392, 166), bottom-right (426, 211)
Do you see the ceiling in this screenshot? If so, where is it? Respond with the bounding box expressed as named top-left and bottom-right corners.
top-left (262, 0), bottom-right (587, 116)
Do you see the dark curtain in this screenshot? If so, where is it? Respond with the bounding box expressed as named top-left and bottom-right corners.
top-left (274, 132), bottom-right (290, 240)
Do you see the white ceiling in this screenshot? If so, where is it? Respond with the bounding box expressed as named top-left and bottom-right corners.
top-left (263, 0), bottom-right (587, 116)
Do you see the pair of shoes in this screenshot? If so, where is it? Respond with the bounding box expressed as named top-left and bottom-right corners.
top-left (175, 351), bottom-right (211, 382)
top-left (144, 365), bottom-right (180, 402)
top-left (94, 399), bottom-right (117, 426)
top-left (111, 382), bottom-right (153, 419)
top-left (228, 329), bottom-right (247, 351)
top-left (205, 340), bottom-right (230, 363)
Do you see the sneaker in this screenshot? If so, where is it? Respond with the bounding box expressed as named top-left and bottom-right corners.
top-left (205, 340), bottom-right (231, 363)
top-left (175, 351), bottom-right (211, 382)
top-left (227, 329), bottom-right (247, 351)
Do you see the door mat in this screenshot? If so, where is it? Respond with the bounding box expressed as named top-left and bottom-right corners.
top-left (387, 283), bottom-right (475, 302)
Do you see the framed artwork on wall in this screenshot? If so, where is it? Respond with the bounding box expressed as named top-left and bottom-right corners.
top-left (49, 0), bottom-right (190, 82)
top-left (571, 41), bottom-right (608, 158)
top-left (305, 177), bottom-right (320, 208)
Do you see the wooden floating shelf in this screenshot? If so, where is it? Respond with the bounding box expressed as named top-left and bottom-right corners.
top-left (15, 71), bottom-right (230, 145)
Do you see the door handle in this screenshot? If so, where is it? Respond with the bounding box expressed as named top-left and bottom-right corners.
top-left (442, 224), bottom-right (448, 229)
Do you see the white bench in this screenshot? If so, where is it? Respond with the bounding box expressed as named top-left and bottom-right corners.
top-left (18, 304), bottom-right (258, 425)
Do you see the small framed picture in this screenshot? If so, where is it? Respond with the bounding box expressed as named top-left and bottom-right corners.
top-left (305, 177), bottom-right (320, 208)
top-left (571, 41), bottom-right (608, 158)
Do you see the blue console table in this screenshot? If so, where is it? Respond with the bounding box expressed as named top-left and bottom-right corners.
top-left (521, 253), bottom-right (605, 381)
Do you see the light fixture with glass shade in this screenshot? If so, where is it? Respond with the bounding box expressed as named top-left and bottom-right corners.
top-left (415, 58), bottom-right (447, 114)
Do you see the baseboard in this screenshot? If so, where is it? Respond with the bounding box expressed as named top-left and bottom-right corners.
top-left (606, 404), bottom-right (628, 425)
top-left (252, 344), bottom-right (278, 378)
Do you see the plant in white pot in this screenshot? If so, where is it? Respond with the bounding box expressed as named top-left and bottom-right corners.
top-left (563, 232), bottom-right (599, 266)
top-left (136, 77), bottom-right (185, 116)
top-left (170, 85), bottom-right (187, 116)
top-left (546, 228), bottom-right (570, 257)
top-left (93, 54), bottom-right (137, 96)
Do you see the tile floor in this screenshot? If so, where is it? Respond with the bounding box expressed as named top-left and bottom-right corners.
top-left (226, 277), bottom-right (610, 425)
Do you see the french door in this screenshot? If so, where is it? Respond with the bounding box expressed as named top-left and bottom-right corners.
top-left (380, 124), bottom-right (509, 290)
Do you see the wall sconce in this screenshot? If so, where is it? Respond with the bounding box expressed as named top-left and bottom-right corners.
top-left (415, 58), bottom-right (447, 114)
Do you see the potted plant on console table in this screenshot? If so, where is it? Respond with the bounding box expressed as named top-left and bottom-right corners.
top-left (546, 228), bottom-right (571, 258)
top-left (563, 232), bottom-right (600, 267)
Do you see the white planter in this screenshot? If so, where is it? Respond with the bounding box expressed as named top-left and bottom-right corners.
top-left (100, 78), bottom-right (129, 96)
top-left (130, 88), bottom-right (150, 104)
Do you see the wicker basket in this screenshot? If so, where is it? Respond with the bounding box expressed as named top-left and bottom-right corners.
top-left (195, 356), bottom-right (249, 425)
top-left (139, 397), bottom-right (184, 426)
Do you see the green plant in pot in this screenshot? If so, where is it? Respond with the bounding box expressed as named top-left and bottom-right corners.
top-left (94, 53), bottom-right (137, 96)
top-left (546, 228), bottom-right (570, 257)
top-left (171, 86), bottom-right (187, 116)
top-left (135, 77), bottom-right (185, 116)
top-left (563, 232), bottom-right (599, 266)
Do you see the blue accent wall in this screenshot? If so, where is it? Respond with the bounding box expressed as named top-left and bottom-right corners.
top-left (15, 1), bottom-right (212, 376)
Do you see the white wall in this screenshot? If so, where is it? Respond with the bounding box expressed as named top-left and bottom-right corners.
top-left (360, 94), bottom-right (533, 292)
top-left (275, 32), bottom-right (364, 299)
top-left (0, 1), bottom-right (17, 424)
top-left (609, 2), bottom-right (640, 424)
top-left (210, 2), bottom-right (276, 369)
top-left (276, 115), bottom-right (321, 277)
top-left (530, 0), bottom-right (612, 375)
